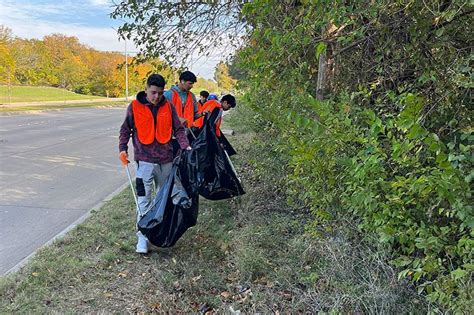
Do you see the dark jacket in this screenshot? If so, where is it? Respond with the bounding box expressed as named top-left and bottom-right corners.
top-left (119, 91), bottom-right (190, 164)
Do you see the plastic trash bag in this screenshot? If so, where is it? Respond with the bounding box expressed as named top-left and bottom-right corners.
top-left (171, 172), bottom-right (192, 208)
top-left (137, 163), bottom-right (198, 248)
top-left (196, 109), bottom-right (245, 200)
top-left (219, 132), bottom-right (237, 156)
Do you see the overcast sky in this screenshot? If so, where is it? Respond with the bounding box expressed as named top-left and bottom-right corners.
top-left (0, 0), bottom-right (220, 79)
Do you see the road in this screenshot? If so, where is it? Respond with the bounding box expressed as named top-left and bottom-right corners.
top-left (0, 107), bottom-right (132, 275)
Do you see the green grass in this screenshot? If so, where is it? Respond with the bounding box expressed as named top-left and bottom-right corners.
top-left (0, 109), bottom-right (429, 313)
top-left (0, 101), bottom-right (128, 113)
top-left (0, 85), bottom-right (104, 103)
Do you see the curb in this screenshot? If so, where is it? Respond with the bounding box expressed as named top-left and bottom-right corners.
top-left (4, 181), bottom-right (130, 275)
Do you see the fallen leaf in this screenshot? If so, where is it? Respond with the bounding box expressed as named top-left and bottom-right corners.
top-left (220, 291), bottom-right (231, 299)
top-left (118, 272), bottom-right (128, 278)
top-left (192, 275), bottom-right (202, 282)
top-left (104, 293), bottom-right (113, 298)
top-left (151, 303), bottom-right (161, 310)
top-left (32, 272), bottom-right (39, 277)
top-left (172, 258), bottom-right (177, 264)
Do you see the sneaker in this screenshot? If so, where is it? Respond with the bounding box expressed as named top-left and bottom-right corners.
top-left (136, 231), bottom-right (148, 254)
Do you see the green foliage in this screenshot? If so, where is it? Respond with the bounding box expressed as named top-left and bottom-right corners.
top-left (233, 0), bottom-right (473, 311)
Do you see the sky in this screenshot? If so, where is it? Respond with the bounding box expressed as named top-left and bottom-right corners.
top-left (0, 0), bottom-right (220, 79)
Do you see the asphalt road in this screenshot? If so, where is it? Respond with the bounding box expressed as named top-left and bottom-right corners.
top-left (0, 107), bottom-right (133, 275)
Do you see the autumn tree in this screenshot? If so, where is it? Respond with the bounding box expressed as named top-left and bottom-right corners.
top-left (0, 25), bottom-right (15, 102)
top-left (213, 61), bottom-right (236, 92)
top-left (193, 77), bottom-right (218, 93)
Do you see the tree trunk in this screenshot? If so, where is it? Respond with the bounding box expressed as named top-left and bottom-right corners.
top-left (316, 47), bottom-right (327, 101)
top-left (316, 25), bottom-right (335, 101)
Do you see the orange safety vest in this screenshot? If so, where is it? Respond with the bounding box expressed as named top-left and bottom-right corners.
top-left (193, 99), bottom-right (222, 137)
top-left (197, 100), bottom-right (206, 112)
top-left (171, 89), bottom-right (194, 128)
top-left (131, 100), bottom-right (172, 145)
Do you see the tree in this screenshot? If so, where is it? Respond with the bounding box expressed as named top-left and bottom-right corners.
top-left (213, 61), bottom-right (236, 92)
top-left (0, 25), bottom-right (15, 103)
top-left (193, 77), bottom-right (218, 93)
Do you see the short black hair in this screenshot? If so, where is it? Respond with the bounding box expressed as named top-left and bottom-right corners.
top-left (147, 74), bottom-right (166, 88)
top-left (179, 71), bottom-right (197, 83)
top-left (221, 94), bottom-right (236, 108)
top-left (200, 90), bottom-right (209, 98)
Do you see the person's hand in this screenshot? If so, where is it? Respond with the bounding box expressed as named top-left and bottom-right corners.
top-left (119, 151), bottom-right (129, 165)
top-left (186, 146), bottom-right (192, 151)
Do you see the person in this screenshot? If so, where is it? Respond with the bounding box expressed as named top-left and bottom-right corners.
top-left (164, 71), bottom-right (199, 128)
top-left (207, 93), bottom-right (218, 101)
top-left (194, 94), bottom-right (236, 137)
top-left (119, 74), bottom-right (191, 254)
top-left (198, 90), bottom-right (209, 109)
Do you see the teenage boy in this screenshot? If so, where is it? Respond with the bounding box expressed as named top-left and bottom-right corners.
top-left (164, 71), bottom-right (199, 128)
top-left (119, 74), bottom-right (191, 254)
top-left (198, 90), bottom-right (209, 109)
top-left (193, 94), bottom-right (236, 137)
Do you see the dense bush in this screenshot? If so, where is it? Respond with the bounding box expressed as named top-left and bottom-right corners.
top-left (234, 0), bottom-right (472, 311)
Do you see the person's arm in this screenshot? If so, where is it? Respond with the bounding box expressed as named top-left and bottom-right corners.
top-left (171, 105), bottom-right (191, 150)
top-left (192, 93), bottom-right (200, 119)
top-left (119, 104), bottom-right (134, 164)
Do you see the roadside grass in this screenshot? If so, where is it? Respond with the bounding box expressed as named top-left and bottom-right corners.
top-left (0, 86), bottom-right (104, 103)
top-left (0, 101), bottom-right (128, 113)
top-left (0, 109), bottom-right (428, 312)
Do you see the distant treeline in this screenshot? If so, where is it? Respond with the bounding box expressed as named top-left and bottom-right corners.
top-left (0, 26), bottom-right (223, 97)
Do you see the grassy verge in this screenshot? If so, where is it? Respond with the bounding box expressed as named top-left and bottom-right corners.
top-left (0, 86), bottom-right (103, 103)
top-left (0, 102), bottom-right (128, 113)
top-left (0, 110), bottom-right (427, 312)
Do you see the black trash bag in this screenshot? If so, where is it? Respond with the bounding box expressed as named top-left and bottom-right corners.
top-left (219, 132), bottom-right (237, 156)
top-left (137, 163), bottom-right (199, 248)
top-left (177, 132), bottom-right (209, 199)
top-left (197, 109), bottom-right (245, 200)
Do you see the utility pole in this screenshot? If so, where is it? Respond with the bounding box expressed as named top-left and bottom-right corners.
top-left (125, 39), bottom-right (129, 101)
